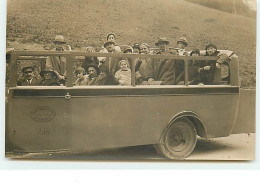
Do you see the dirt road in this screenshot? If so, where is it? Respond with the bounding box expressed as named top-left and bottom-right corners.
top-left (6, 133), bottom-right (255, 161)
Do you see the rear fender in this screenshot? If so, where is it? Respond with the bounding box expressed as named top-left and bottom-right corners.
top-left (166, 111), bottom-right (208, 138)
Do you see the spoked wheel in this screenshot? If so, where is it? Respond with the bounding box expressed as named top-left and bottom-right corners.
top-left (156, 118), bottom-right (197, 159)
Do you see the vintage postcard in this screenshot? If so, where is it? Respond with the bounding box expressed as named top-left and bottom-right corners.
top-left (5, 0), bottom-right (256, 161)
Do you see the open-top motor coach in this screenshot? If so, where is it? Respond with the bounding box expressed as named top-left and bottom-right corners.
top-left (5, 50), bottom-right (239, 159)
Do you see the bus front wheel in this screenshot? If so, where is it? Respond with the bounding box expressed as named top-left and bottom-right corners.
top-left (157, 118), bottom-right (197, 159)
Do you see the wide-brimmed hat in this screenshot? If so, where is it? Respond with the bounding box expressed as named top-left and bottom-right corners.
top-left (40, 69), bottom-right (57, 78)
top-left (190, 49), bottom-right (200, 56)
top-left (205, 43), bottom-right (217, 50)
top-left (104, 40), bottom-right (116, 47)
top-left (53, 35), bottom-right (66, 44)
top-left (177, 37), bottom-right (188, 46)
top-left (99, 64), bottom-right (109, 73)
top-left (155, 36), bottom-right (169, 46)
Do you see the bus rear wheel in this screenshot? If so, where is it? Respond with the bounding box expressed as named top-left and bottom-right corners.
top-left (157, 118), bottom-right (197, 159)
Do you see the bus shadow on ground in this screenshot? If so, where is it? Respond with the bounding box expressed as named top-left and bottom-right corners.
top-left (191, 138), bottom-right (236, 156)
top-left (8, 137), bottom-right (238, 161)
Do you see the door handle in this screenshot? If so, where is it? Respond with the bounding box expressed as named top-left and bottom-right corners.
top-left (65, 92), bottom-right (71, 100)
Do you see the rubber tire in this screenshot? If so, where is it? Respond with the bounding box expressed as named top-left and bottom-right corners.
top-left (158, 118), bottom-right (197, 159)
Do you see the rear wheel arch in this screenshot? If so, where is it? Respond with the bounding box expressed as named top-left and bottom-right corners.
top-left (154, 111), bottom-right (207, 159)
top-left (169, 111), bottom-right (208, 138)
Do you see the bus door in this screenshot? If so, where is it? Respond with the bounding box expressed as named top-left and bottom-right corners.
top-left (6, 52), bottom-right (72, 152)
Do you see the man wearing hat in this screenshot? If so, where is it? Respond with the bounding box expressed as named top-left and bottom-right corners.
top-left (152, 36), bottom-right (176, 85)
top-left (98, 33), bottom-right (121, 62)
top-left (101, 40), bottom-right (122, 76)
top-left (176, 37), bottom-right (189, 56)
top-left (174, 37), bottom-right (189, 83)
top-left (45, 35), bottom-right (68, 85)
top-left (17, 66), bottom-right (40, 86)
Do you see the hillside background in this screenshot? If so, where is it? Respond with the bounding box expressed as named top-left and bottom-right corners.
top-left (6, 0), bottom-right (256, 88)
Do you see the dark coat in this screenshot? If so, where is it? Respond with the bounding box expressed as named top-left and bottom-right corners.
top-left (45, 56), bottom-right (66, 77)
top-left (95, 75), bottom-right (119, 85)
top-left (175, 60), bottom-right (205, 85)
top-left (101, 50), bottom-right (122, 76)
top-left (154, 50), bottom-right (176, 85)
top-left (17, 77), bottom-right (40, 86)
top-left (40, 79), bottom-right (60, 86)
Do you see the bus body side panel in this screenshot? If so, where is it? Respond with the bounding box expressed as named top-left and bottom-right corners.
top-left (7, 89), bottom-right (71, 152)
top-left (69, 87), bottom-right (239, 151)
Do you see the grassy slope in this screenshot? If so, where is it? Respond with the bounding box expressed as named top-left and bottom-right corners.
top-left (6, 0), bottom-right (256, 88)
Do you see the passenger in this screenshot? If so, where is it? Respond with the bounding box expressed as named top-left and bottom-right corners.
top-left (175, 49), bottom-right (204, 85)
top-left (132, 43), bottom-right (140, 54)
top-left (45, 35), bottom-right (67, 85)
top-left (176, 37), bottom-right (189, 56)
top-left (135, 43), bottom-right (154, 85)
top-left (122, 46), bottom-right (134, 69)
top-left (39, 69), bottom-right (60, 86)
top-left (174, 37), bottom-right (189, 81)
top-left (123, 46), bottom-right (133, 54)
top-left (86, 62), bottom-right (99, 85)
top-left (74, 67), bottom-right (89, 86)
top-left (115, 60), bottom-right (131, 86)
top-left (95, 64), bottom-right (119, 85)
top-left (106, 33), bottom-right (121, 52)
top-left (101, 40), bottom-right (121, 76)
top-left (17, 66), bottom-right (40, 86)
top-left (98, 33), bottom-right (121, 62)
top-left (199, 43), bottom-right (229, 85)
top-left (82, 46), bottom-right (99, 72)
top-left (153, 36), bottom-right (176, 85)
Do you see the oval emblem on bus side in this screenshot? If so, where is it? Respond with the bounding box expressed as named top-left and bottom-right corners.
top-left (30, 106), bottom-right (56, 123)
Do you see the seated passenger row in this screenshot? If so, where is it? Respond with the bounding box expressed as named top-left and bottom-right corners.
top-left (17, 34), bottom-right (231, 86)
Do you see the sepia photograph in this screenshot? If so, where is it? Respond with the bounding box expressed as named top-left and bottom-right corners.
top-left (4, 0), bottom-right (256, 161)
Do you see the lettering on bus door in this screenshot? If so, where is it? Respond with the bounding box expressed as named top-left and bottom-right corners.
top-left (7, 52), bottom-right (72, 152)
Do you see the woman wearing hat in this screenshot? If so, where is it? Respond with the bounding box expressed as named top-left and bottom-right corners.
top-left (94, 64), bottom-right (119, 85)
top-left (175, 49), bottom-right (204, 85)
top-left (39, 68), bottom-right (60, 86)
top-left (74, 67), bottom-right (89, 86)
top-left (198, 43), bottom-right (229, 85)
